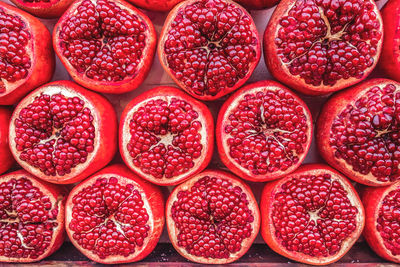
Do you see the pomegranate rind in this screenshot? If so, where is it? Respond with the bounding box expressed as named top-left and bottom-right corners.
top-left (234, 0), bottom-right (279, 9)
top-left (65, 164), bottom-right (165, 264)
top-left (126, 0), bottom-right (183, 11)
top-left (158, 0), bottom-right (261, 101)
top-left (317, 78), bottom-right (400, 186)
top-left (0, 169), bottom-right (66, 263)
top-left (119, 86), bottom-right (214, 186)
top-left (216, 80), bottom-right (313, 182)
top-left (378, 0), bottom-right (400, 83)
top-left (0, 107), bottom-right (14, 175)
top-left (53, 0), bottom-right (157, 94)
top-left (9, 0), bottom-right (74, 18)
top-left (166, 169), bottom-right (260, 264)
top-left (0, 2), bottom-right (54, 105)
top-left (263, 0), bottom-right (383, 95)
top-left (260, 164), bottom-right (365, 265)
top-left (9, 80), bottom-right (117, 184)
top-left (362, 181), bottom-right (400, 263)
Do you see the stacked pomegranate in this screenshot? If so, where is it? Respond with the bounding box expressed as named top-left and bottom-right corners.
top-left (0, 0), bottom-right (399, 265)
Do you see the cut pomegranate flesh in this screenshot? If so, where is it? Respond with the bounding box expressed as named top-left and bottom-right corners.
top-left (159, 0), bottom-right (260, 100)
top-left (13, 93), bottom-right (95, 177)
top-left (329, 84), bottom-right (400, 183)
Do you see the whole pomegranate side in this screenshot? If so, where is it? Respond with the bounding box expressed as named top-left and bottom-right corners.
top-left (234, 0), bottom-right (279, 9)
top-left (378, 0), bottom-right (400, 83)
top-left (264, 0), bottom-right (383, 95)
top-left (0, 107), bottom-right (14, 175)
top-left (0, 170), bottom-right (66, 263)
top-left (127, 0), bottom-right (183, 11)
top-left (9, 0), bottom-right (74, 18)
top-left (0, 2), bottom-right (54, 105)
top-left (53, 0), bottom-right (157, 94)
top-left (158, 0), bottom-right (261, 101)
top-left (166, 169), bottom-right (260, 264)
top-left (260, 164), bottom-right (365, 265)
top-left (8, 81), bottom-right (117, 184)
top-left (317, 79), bottom-right (400, 187)
top-left (362, 181), bottom-right (400, 263)
top-left (65, 164), bottom-right (164, 264)
top-left (216, 80), bottom-right (313, 182)
top-left (119, 86), bottom-right (214, 186)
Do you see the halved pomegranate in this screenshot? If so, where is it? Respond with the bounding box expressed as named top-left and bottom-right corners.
top-left (362, 181), bottom-right (400, 263)
top-left (0, 1), bottom-right (54, 105)
top-left (158, 0), bottom-right (261, 101)
top-left (127, 0), bottom-right (183, 11)
top-left (0, 169), bottom-right (66, 263)
top-left (260, 164), bottom-right (365, 265)
top-left (53, 0), bottom-right (156, 94)
top-left (166, 169), bottom-right (260, 264)
top-left (378, 0), bottom-right (400, 82)
top-left (120, 86), bottom-right (214, 186)
top-left (234, 0), bottom-right (279, 9)
top-left (9, 0), bottom-right (74, 18)
top-left (9, 81), bottom-right (117, 184)
top-left (264, 0), bottom-right (383, 95)
top-left (66, 164), bottom-right (164, 264)
top-left (317, 79), bottom-right (400, 186)
top-left (0, 107), bottom-right (14, 175)
top-left (216, 80), bottom-right (312, 182)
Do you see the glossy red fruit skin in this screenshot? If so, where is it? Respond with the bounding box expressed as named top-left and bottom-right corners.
top-left (127, 0), bottom-right (183, 11)
top-left (158, 0), bottom-right (261, 101)
top-left (53, 0), bottom-right (156, 94)
top-left (378, 0), bottom-right (400, 82)
top-left (9, 0), bottom-right (74, 18)
top-left (9, 80), bottom-right (117, 184)
top-left (0, 2), bottom-right (54, 105)
top-left (0, 169), bottom-right (66, 263)
top-left (263, 0), bottom-right (383, 95)
top-left (166, 169), bottom-right (260, 264)
top-left (317, 78), bottom-right (398, 187)
top-left (260, 164), bottom-right (365, 265)
top-left (216, 80), bottom-right (313, 182)
top-left (362, 181), bottom-right (400, 263)
top-left (235, 0), bottom-right (279, 9)
top-left (0, 107), bottom-right (14, 175)
top-left (119, 86), bottom-right (214, 186)
top-left (65, 164), bottom-right (165, 264)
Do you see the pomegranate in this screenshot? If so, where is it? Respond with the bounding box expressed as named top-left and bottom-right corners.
top-left (317, 79), bottom-right (400, 187)
top-left (9, 0), bottom-right (74, 18)
top-left (120, 86), bottom-right (214, 186)
top-left (264, 0), bottom-right (383, 95)
top-left (66, 164), bottom-right (164, 264)
top-left (362, 181), bottom-right (400, 263)
top-left (8, 81), bottom-right (117, 184)
top-left (127, 0), bottom-right (183, 11)
top-left (0, 107), bottom-right (14, 175)
top-left (261, 164), bottom-right (365, 265)
top-left (0, 1), bottom-right (54, 105)
top-left (158, 0), bottom-right (261, 101)
top-left (166, 169), bottom-right (260, 264)
top-left (378, 0), bottom-right (400, 83)
top-left (53, 0), bottom-right (156, 94)
top-left (216, 80), bottom-right (312, 182)
top-left (0, 169), bottom-right (66, 263)
top-left (234, 0), bottom-right (279, 9)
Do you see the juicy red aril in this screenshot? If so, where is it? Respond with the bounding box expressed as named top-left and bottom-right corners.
top-left (272, 174), bottom-right (358, 257)
top-left (69, 177), bottom-right (150, 259)
top-left (0, 178), bottom-right (59, 259)
top-left (128, 98), bottom-right (203, 179)
top-left (0, 8), bottom-right (31, 91)
top-left (377, 186), bottom-right (400, 256)
top-left (58, 0), bottom-right (147, 82)
top-left (171, 176), bottom-right (254, 259)
top-left (276, 0), bottom-right (381, 86)
top-left (14, 93), bottom-right (95, 176)
top-left (163, 0), bottom-right (258, 97)
top-left (330, 84), bottom-right (400, 183)
top-left (224, 89), bottom-right (309, 175)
